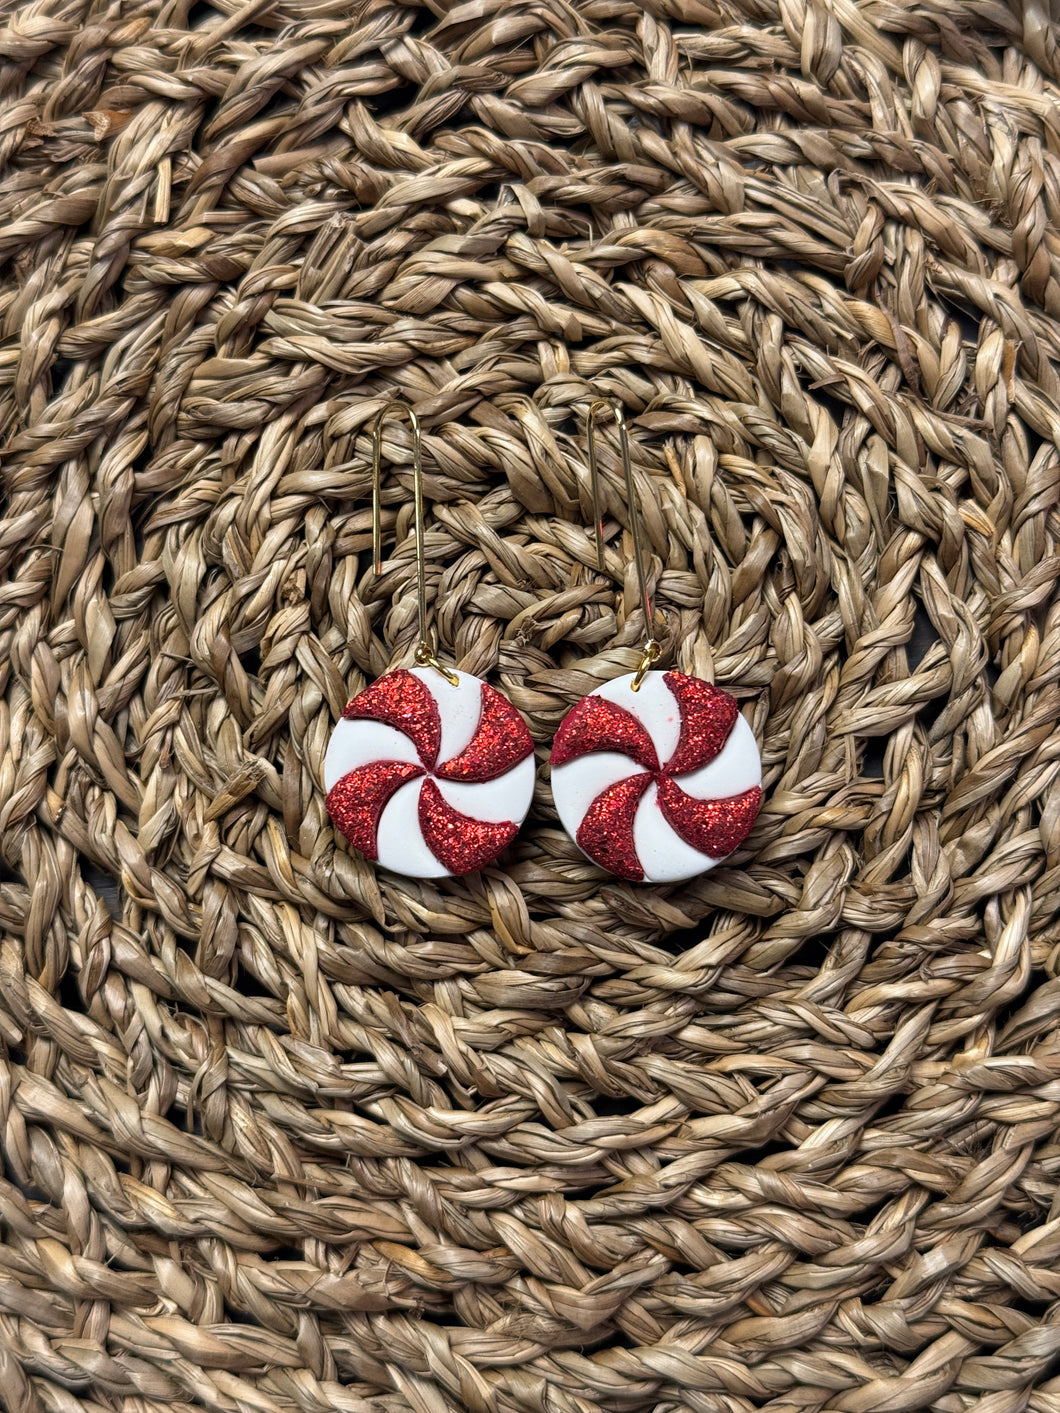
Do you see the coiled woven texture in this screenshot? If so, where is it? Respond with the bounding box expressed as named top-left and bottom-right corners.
top-left (3, 0), bottom-right (1060, 1408)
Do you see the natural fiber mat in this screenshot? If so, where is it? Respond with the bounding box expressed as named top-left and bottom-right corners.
top-left (3, 0), bottom-right (1060, 1410)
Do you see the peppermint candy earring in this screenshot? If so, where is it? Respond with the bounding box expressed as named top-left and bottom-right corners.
top-left (549, 400), bottom-right (763, 883)
top-left (325, 403), bottom-right (535, 878)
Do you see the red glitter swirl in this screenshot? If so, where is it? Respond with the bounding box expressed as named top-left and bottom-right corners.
top-left (435, 683), bottom-right (534, 782)
top-left (575, 773), bottom-right (652, 881)
top-left (343, 669), bottom-right (440, 768)
top-left (663, 672), bottom-right (739, 777)
top-left (550, 695), bottom-right (659, 772)
top-left (656, 779), bottom-right (762, 859)
top-left (418, 779), bottom-right (520, 875)
top-left (326, 761), bottom-right (424, 860)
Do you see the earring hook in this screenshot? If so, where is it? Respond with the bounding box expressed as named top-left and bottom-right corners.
top-left (585, 398), bottom-right (661, 691)
top-left (372, 401), bottom-right (458, 686)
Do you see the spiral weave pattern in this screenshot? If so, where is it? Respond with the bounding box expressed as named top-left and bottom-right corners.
top-left (2, 1), bottom-right (1060, 1410)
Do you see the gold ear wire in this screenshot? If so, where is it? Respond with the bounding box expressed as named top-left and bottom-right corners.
top-left (371, 401), bottom-right (458, 686)
top-left (584, 399), bottom-right (661, 691)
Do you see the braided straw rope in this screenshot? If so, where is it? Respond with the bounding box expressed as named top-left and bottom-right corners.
top-left (3, 0), bottom-right (1060, 1409)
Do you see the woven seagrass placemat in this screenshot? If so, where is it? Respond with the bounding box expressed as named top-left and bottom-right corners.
top-left (3, 0), bottom-right (1060, 1409)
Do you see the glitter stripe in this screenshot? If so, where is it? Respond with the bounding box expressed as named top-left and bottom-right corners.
top-left (662, 672), bottom-right (739, 777)
top-left (435, 682), bottom-right (534, 782)
top-left (418, 779), bottom-right (519, 875)
top-left (326, 761), bottom-right (425, 860)
top-left (656, 779), bottom-right (762, 859)
top-left (342, 669), bottom-right (441, 769)
top-left (575, 773), bottom-right (652, 881)
top-left (550, 695), bottom-right (659, 772)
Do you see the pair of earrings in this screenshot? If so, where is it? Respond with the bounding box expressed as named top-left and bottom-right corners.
top-left (323, 401), bottom-right (763, 884)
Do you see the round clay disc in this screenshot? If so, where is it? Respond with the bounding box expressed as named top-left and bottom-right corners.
top-left (549, 670), bottom-right (762, 883)
top-left (325, 666), bottom-right (536, 878)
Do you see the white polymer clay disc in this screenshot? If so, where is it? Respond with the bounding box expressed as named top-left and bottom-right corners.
top-left (549, 670), bottom-right (762, 884)
top-left (324, 666), bottom-right (536, 879)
